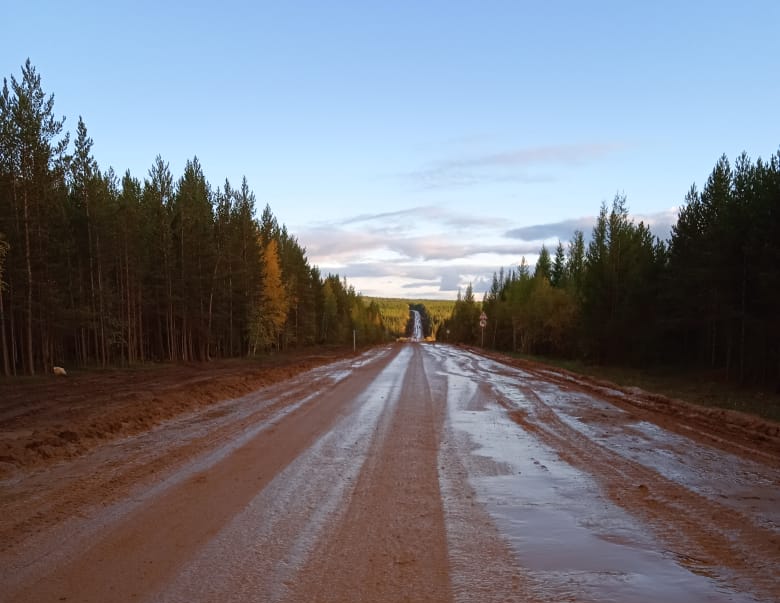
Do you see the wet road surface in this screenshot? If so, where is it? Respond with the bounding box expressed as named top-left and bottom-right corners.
top-left (1, 344), bottom-right (778, 602)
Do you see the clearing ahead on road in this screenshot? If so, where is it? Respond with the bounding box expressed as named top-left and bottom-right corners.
top-left (1, 344), bottom-right (778, 602)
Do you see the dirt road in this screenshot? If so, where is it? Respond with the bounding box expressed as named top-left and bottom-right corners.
top-left (1, 344), bottom-right (778, 602)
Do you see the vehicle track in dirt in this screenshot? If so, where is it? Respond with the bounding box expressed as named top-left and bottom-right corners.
top-left (1, 343), bottom-right (778, 602)
top-left (472, 347), bottom-right (780, 462)
top-left (286, 345), bottom-right (452, 601)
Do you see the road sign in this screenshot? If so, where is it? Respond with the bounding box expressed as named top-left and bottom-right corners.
top-left (479, 312), bottom-right (487, 328)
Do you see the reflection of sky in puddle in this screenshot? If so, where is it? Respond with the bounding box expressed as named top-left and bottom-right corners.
top-left (441, 348), bottom-right (764, 603)
top-left (457, 351), bottom-right (780, 534)
top-left (507, 369), bottom-right (780, 533)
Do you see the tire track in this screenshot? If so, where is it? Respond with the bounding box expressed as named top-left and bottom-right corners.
top-left (287, 345), bottom-right (453, 603)
top-left (500, 381), bottom-right (780, 600)
top-left (1, 349), bottom-right (400, 603)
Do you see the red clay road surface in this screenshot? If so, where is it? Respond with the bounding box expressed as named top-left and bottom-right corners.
top-left (1, 344), bottom-right (779, 602)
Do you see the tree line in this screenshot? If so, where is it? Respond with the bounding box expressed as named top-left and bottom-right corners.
top-left (444, 150), bottom-right (780, 387)
top-left (0, 60), bottom-right (386, 376)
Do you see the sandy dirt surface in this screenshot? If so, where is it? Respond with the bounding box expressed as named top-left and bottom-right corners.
top-left (1, 344), bottom-right (778, 602)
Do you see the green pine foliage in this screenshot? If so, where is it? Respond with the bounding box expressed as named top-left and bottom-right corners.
top-left (0, 61), bottom-right (386, 374)
top-left (2, 61), bottom-right (778, 389)
top-left (443, 153), bottom-right (780, 388)
top-left (664, 152), bottom-right (780, 384)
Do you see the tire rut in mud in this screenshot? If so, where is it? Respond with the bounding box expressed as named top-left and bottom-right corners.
top-left (502, 384), bottom-right (780, 601)
top-left (287, 346), bottom-right (453, 603)
top-left (0, 354), bottom-right (398, 603)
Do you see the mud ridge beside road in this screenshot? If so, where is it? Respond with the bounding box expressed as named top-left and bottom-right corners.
top-left (0, 351), bottom-right (355, 479)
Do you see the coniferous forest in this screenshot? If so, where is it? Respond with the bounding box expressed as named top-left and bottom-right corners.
top-left (2, 61), bottom-right (779, 390)
top-left (445, 152), bottom-right (780, 388)
top-left (0, 60), bottom-right (386, 376)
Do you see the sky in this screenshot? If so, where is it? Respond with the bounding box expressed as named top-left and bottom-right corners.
top-left (3, 1), bottom-right (778, 299)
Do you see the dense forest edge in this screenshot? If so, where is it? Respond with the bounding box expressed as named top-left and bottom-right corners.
top-left (441, 152), bottom-right (780, 400)
top-left (0, 60), bottom-right (390, 376)
top-left (2, 59), bottom-right (779, 415)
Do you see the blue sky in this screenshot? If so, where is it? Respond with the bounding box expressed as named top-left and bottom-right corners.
top-left (3, 1), bottom-right (778, 299)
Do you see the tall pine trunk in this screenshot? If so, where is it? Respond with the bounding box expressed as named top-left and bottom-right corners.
top-left (0, 286), bottom-right (9, 376)
top-left (10, 292), bottom-right (18, 376)
top-left (96, 232), bottom-right (106, 367)
top-left (739, 251), bottom-right (747, 384)
top-left (23, 187), bottom-right (35, 375)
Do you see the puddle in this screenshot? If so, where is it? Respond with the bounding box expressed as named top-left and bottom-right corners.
top-left (435, 346), bottom-right (766, 603)
top-left (512, 372), bottom-right (780, 533)
top-left (444, 348), bottom-right (780, 535)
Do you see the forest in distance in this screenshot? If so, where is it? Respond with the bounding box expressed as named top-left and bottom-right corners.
top-left (1, 60), bottom-right (779, 391)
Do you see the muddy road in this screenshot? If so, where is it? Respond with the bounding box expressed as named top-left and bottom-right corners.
top-left (1, 344), bottom-right (778, 602)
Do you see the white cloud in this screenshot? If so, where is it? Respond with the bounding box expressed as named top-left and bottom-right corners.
top-left (297, 203), bottom-right (679, 300)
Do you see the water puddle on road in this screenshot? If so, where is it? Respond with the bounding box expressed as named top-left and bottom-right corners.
top-left (437, 348), bottom-right (764, 603)
top-left (510, 371), bottom-right (780, 534)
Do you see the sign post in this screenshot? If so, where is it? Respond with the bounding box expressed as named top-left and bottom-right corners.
top-left (479, 312), bottom-right (487, 347)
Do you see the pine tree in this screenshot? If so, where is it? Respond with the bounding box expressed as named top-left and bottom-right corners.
top-left (69, 116), bottom-right (107, 365)
top-left (173, 157), bottom-right (215, 360)
top-left (449, 283), bottom-right (480, 344)
top-left (551, 240), bottom-right (566, 287)
top-left (142, 156), bottom-right (175, 360)
top-left (0, 59), bottom-right (69, 374)
top-left (0, 234), bottom-right (9, 375)
top-left (582, 194), bottom-right (664, 363)
top-left (566, 230), bottom-right (585, 300)
top-left (534, 244), bottom-right (552, 281)
top-left (117, 171), bottom-right (144, 363)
